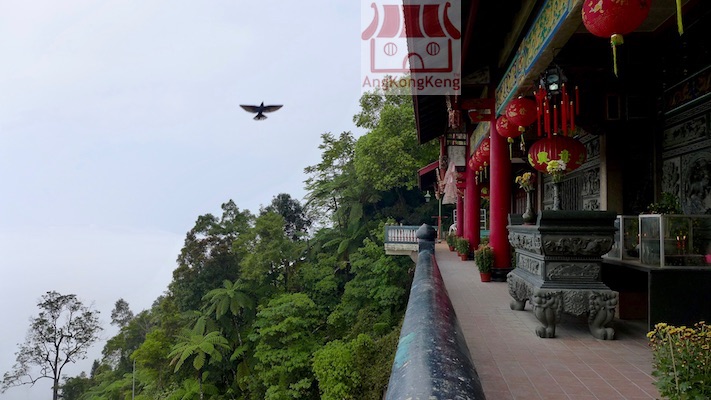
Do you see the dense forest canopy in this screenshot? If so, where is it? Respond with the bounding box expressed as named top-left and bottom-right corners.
top-left (4, 91), bottom-right (439, 400)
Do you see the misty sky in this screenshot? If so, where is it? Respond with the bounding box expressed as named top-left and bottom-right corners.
top-left (0, 1), bottom-right (366, 398)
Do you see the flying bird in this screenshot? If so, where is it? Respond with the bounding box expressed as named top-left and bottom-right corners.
top-left (239, 102), bottom-right (283, 120)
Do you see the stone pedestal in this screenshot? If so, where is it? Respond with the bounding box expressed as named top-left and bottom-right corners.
top-left (507, 211), bottom-right (618, 339)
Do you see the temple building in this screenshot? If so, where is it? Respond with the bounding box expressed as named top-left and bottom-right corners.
top-left (410, 0), bottom-right (711, 329)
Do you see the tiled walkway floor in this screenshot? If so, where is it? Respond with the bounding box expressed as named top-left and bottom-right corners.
top-left (434, 243), bottom-right (659, 400)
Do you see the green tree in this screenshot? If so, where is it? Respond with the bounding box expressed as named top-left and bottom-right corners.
top-left (250, 293), bottom-right (322, 400)
top-left (237, 212), bottom-right (305, 291)
top-left (168, 324), bottom-right (230, 400)
top-left (202, 279), bottom-right (254, 346)
top-left (353, 96), bottom-right (432, 191)
top-left (110, 298), bottom-right (134, 328)
top-left (312, 339), bottom-right (360, 400)
top-left (170, 200), bottom-right (254, 311)
top-left (1, 291), bottom-right (102, 400)
top-left (59, 372), bottom-right (92, 400)
top-left (303, 131), bottom-right (358, 226)
top-left (261, 193), bottom-right (312, 241)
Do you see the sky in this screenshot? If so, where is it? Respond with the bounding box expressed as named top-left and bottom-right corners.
top-left (0, 1), bottom-right (365, 398)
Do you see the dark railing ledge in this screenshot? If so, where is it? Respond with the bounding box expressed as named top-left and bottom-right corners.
top-left (385, 224), bottom-right (485, 400)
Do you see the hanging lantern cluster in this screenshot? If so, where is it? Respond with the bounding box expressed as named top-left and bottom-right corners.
top-left (468, 137), bottom-right (491, 184)
top-left (581, 0), bottom-right (651, 76)
top-left (534, 66), bottom-right (579, 138)
top-left (526, 66), bottom-right (587, 181)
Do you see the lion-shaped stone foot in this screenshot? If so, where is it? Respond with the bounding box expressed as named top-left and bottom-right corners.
top-left (532, 290), bottom-right (562, 338)
top-left (588, 291), bottom-right (618, 340)
top-left (510, 299), bottom-right (526, 311)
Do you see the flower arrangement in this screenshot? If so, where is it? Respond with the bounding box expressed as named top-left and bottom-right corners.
top-left (473, 243), bottom-right (494, 273)
top-left (546, 159), bottom-right (567, 183)
top-left (648, 321), bottom-right (711, 399)
top-left (515, 172), bottom-right (535, 192)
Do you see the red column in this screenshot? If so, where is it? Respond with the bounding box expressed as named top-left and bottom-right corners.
top-left (489, 122), bottom-right (512, 271)
top-left (456, 193), bottom-right (464, 236)
top-left (464, 162), bottom-right (480, 251)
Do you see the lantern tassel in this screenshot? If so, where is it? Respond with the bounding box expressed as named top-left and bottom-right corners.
top-left (611, 34), bottom-right (624, 77)
top-left (507, 137), bottom-right (514, 159)
top-left (676, 0), bottom-right (684, 36)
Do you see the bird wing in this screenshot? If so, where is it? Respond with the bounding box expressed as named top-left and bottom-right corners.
top-left (261, 105), bottom-right (283, 113)
top-left (240, 105), bottom-right (260, 113)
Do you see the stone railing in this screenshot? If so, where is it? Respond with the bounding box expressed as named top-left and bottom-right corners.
top-left (385, 224), bottom-right (485, 400)
top-left (384, 225), bottom-right (420, 257)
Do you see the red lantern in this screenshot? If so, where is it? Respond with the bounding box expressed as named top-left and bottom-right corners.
top-left (477, 137), bottom-right (491, 161)
top-left (527, 135), bottom-right (587, 175)
top-left (505, 97), bottom-right (538, 128)
top-left (582, 0), bottom-right (651, 76)
top-left (496, 115), bottom-right (520, 140)
top-left (496, 115), bottom-right (522, 158)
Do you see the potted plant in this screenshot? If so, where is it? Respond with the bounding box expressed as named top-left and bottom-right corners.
top-left (474, 243), bottom-right (494, 282)
top-left (446, 233), bottom-right (456, 251)
top-left (454, 237), bottom-right (470, 261)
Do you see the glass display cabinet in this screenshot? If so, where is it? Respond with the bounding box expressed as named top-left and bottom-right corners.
top-left (639, 214), bottom-right (711, 267)
top-left (606, 215), bottom-right (640, 261)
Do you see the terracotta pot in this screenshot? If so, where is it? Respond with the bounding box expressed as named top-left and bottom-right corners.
top-left (459, 253), bottom-right (468, 261)
top-left (479, 272), bottom-right (492, 282)
top-left (448, 245), bottom-right (455, 252)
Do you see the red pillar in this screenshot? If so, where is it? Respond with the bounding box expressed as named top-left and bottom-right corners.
top-left (464, 162), bottom-right (480, 251)
top-left (489, 122), bottom-right (512, 272)
top-left (456, 193), bottom-right (464, 236)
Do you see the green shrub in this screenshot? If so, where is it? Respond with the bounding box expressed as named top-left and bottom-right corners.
top-left (473, 244), bottom-right (494, 273)
top-left (454, 237), bottom-right (470, 255)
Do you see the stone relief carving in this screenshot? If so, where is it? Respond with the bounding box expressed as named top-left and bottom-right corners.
top-left (681, 149), bottom-right (711, 215)
top-left (532, 290), bottom-right (563, 338)
top-left (662, 157), bottom-right (681, 200)
top-left (663, 114), bottom-right (708, 149)
top-left (547, 263), bottom-right (600, 281)
top-left (562, 291), bottom-right (590, 316)
top-left (588, 292), bottom-right (618, 340)
top-left (542, 236), bottom-right (614, 256)
top-left (584, 137), bottom-right (600, 160)
top-left (508, 232), bottom-right (542, 254)
top-left (581, 168), bottom-right (600, 196)
top-left (517, 254), bottom-right (541, 276)
top-left (507, 274), bottom-right (532, 311)
top-left (583, 198), bottom-right (600, 210)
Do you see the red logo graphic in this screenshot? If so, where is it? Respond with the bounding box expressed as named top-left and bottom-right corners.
top-left (361, 1), bottom-right (460, 74)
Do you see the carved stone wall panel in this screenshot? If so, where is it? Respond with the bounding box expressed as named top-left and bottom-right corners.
top-left (583, 198), bottom-right (600, 210)
top-left (542, 236), bottom-right (614, 256)
top-left (663, 114), bottom-right (708, 149)
top-left (681, 149), bottom-right (711, 214)
top-left (546, 263), bottom-right (600, 281)
top-left (581, 168), bottom-right (600, 196)
top-left (662, 157), bottom-right (682, 200)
